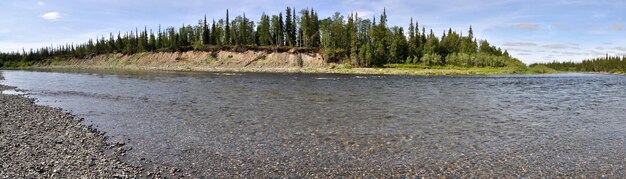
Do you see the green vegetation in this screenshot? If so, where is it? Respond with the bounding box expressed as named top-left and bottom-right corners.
top-left (526, 65), bottom-right (559, 74)
top-left (1, 7), bottom-right (525, 72)
top-left (532, 55), bottom-right (626, 74)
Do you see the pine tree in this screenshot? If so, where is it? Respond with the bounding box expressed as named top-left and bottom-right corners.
top-left (329, 12), bottom-right (345, 60)
top-left (211, 20), bottom-right (218, 45)
top-left (149, 30), bottom-right (156, 51)
top-left (108, 33), bottom-right (116, 51)
top-left (370, 9), bottom-right (390, 66)
top-left (278, 13), bottom-right (284, 46)
top-left (461, 26), bottom-right (478, 53)
top-left (390, 27), bottom-right (408, 64)
top-left (224, 9), bottom-right (231, 45)
top-left (299, 9), bottom-right (310, 47)
top-left (348, 13), bottom-right (359, 66)
top-left (310, 9), bottom-right (320, 47)
top-left (257, 13), bottom-right (272, 46)
top-left (202, 15), bottom-right (210, 45)
top-left (285, 7), bottom-right (296, 46)
top-left (156, 25), bottom-right (163, 49)
top-left (292, 8), bottom-right (298, 46)
top-left (479, 40), bottom-right (491, 54)
top-left (423, 30), bottom-right (439, 55)
top-left (408, 18), bottom-right (418, 61)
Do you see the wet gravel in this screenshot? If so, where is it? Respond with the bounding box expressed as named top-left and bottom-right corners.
top-left (0, 74), bottom-right (190, 178)
top-left (0, 85), bottom-right (140, 177)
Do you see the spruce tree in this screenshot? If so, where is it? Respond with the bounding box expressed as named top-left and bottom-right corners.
top-left (257, 13), bottom-right (271, 46)
top-left (202, 15), bottom-right (210, 45)
top-left (299, 9), bottom-right (310, 47)
top-left (211, 20), bottom-right (218, 45)
top-left (149, 30), bottom-right (156, 51)
top-left (408, 18), bottom-right (418, 61)
top-left (278, 13), bottom-right (284, 46)
top-left (224, 9), bottom-right (231, 45)
top-left (348, 13), bottom-right (359, 66)
top-left (285, 7), bottom-right (295, 46)
top-left (116, 33), bottom-right (124, 52)
top-left (292, 8), bottom-right (298, 46)
top-left (310, 9), bottom-right (320, 47)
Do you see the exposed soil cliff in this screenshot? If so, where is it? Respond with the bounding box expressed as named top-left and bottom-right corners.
top-left (60, 50), bottom-right (330, 71)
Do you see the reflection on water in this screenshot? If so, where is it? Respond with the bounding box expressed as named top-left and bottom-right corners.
top-left (1, 69), bottom-right (625, 177)
top-left (1, 89), bottom-right (25, 95)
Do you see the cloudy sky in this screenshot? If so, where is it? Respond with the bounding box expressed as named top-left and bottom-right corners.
top-left (0, 0), bottom-right (624, 64)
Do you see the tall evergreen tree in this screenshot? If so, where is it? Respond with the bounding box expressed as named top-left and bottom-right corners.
top-left (299, 9), bottom-right (310, 47)
top-left (149, 30), bottom-right (156, 51)
top-left (285, 7), bottom-right (296, 46)
top-left (202, 15), bottom-right (210, 45)
top-left (408, 18), bottom-right (419, 61)
top-left (211, 20), bottom-right (219, 45)
top-left (278, 13), bottom-right (284, 46)
top-left (390, 27), bottom-right (408, 64)
top-left (348, 13), bottom-right (359, 66)
top-left (310, 9), bottom-right (320, 47)
top-left (257, 13), bottom-right (272, 46)
top-left (270, 14), bottom-right (284, 46)
top-left (224, 9), bottom-right (231, 45)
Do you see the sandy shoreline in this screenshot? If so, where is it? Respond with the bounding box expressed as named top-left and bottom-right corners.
top-left (36, 64), bottom-right (531, 76)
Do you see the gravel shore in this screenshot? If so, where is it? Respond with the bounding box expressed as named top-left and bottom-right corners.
top-left (0, 74), bottom-right (148, 177)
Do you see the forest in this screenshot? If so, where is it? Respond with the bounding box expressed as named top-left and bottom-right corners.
top-left (532, 55), bottom-right (626, 73)
top-left (0, 7), bottom-right (524, 68)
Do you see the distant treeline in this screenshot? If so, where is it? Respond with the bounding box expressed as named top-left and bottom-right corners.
top-left (532, 55), bottom-right (626, 73)
top-left (0, 7), bottom-right (524, 68)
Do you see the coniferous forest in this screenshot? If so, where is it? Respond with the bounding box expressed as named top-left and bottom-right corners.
top-left (532, 55), bottom-right (626, 73)
top-left (0, 7), bottom-right (525, 68)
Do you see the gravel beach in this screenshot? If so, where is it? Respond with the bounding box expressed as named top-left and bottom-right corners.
top-left (0, 74), bottom-right (144, 178)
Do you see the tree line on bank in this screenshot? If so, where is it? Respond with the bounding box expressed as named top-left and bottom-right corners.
top-left (0, 7), bottom-right (524, 68)
top-left (532, 55), bottom-right (626, 73)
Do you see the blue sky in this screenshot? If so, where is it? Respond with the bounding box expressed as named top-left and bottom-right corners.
top-left (0, 0), bottom-right (624, 64)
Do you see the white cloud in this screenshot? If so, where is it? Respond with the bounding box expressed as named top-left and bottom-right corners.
top-left (41, 12), bottom-right (61, 21)
top-left (37, 1), bottom-right (46, 6)
top-left (516, 23), bottom-right (539, 30)
top-left (503, 42), bottom-right (539, 47)
top-left (614, 47), bottom-right (626, 52)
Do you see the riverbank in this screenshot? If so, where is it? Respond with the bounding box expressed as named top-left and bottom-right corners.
top-left (8, 51), bottom-right (554, 76)
top-left (0, 74), bottom-right (187, 177)
top-left (40, 65), bottom-right (535, 76)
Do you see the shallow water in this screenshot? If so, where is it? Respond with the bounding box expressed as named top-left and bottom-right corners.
top-left (1, 70), bottom-right (625, 177)
top-left (1, 89), bottom-right (25, 95)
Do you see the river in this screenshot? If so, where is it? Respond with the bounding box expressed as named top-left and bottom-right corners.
top-left (1, 70), bottom-right (625, 177)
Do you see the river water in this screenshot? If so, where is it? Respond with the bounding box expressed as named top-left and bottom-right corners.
top-left (1, 70), bottom-right (625, 177)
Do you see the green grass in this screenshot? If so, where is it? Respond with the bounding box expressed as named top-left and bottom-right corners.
top-left (527, 65), bottom-right (559, 74)
top-left (384, 63), bottom-right (534, 75)
top-left (0, 60), bottom-right (36, 69)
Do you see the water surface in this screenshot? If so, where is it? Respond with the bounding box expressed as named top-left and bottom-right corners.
top-left (2, 70), bottom-right (625, 177)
